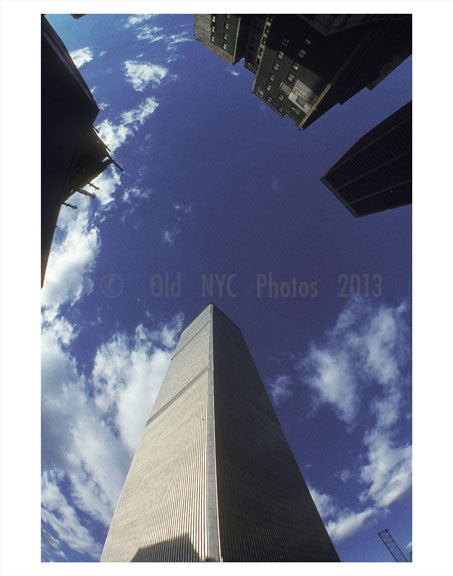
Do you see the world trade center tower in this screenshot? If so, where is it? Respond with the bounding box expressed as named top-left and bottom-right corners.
top-left (101, 304), bottom-right (339, 562)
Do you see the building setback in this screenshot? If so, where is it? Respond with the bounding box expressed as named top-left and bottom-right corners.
top-left (41, 16), bottom-right (121, 285)
top-left (321, 101), bottom-right (412, 217)
top-left (101, 304), bottom-right (340, 562)
top-left (194, 14), bottom-right (411, 130)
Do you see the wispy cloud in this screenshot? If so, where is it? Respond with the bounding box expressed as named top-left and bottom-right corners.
top-left (300, 298), bottom-right (411, 544)
top-left (327, 507), bottom-right (377, 542)
top-left (162, 228), bottom-right (180, 245)
top-left (97, 96), bottom-right (159, 152)
top-left (132, 23), bottom-right (192, 62)
top-left (136, 25), bottom-right (164, 42)
top-left (298, 298), bottom-right (410, 426)
top-left (124, 14), bottom-right (157, 28)
top-left (123, 186), bottom-right (152, 204)
top-left (70, 46), bottom-right (93, 68)
top-left (268, 374), bottom-right (293, 404)
top-left (123, 60), bottom-right (168, 92)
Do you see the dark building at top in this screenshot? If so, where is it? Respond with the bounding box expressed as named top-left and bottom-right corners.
top-left (41, 16), bottom-right (121, 285)
top-left (194, 14), bottom-right (411, 130)
top-left (321, 101), bottom-right (412, 217)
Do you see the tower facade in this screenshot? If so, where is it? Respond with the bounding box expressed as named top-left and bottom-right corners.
top-left (321, 101), bottom-right (412, 217)
top-left (101, 304), bottom-right (339, 562)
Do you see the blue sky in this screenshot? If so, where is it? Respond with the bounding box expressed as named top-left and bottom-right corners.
top-left (39, 13), bottom-right (414, 563)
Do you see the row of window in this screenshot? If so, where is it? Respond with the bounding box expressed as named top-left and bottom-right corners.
top-left (257, 86), bottom-right (303, 119)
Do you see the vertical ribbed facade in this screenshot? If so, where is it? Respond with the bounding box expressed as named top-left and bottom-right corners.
top-left (321, 101), bottom-right (412, 217)
top-left (101, 304), bottom-right (339, 562)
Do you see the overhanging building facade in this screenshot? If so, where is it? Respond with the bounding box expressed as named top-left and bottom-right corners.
top-left (195, 14), bottom-right (411, 130)
top-left (41, 16), bottom-right (122, 285)
top-left (101, 304), bottom-right (339, 562)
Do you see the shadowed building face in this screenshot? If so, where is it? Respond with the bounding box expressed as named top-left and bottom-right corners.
top-left (101, 304), bottom-right (340, 562)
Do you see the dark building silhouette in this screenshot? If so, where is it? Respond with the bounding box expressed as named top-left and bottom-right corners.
top-left (101, 305), bottom-right (339, 562)
top-left (194, 14), bottom-right (411, 130)
top-left (321, 101), bottom-right (412, 217)
top-left (41, 15), bottom-right (121, 285)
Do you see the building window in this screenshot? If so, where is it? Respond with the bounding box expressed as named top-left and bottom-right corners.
top-left (211, 25), bottom-right (215, 32)
top-left (292, 61), bottom-right (299, 71)
top-left (278, 106), bottom-right (285, 114)
top-left (305, 38), bottom-right (311, 45)
top-left (268, 73), bottom-right (275, 82)
top-left (279, 82), bottom-right (291, 95)
top-left (277, 50), bottom-right (284, 60)
top-left (222, 43), bottom-right (227, 50)
top-left (282, 38), bottom-right (289, 47)
top-left (298, 49), bottom-right (306, 59)
top-left (257, 88), bottom-right (264, 97)
top-left (226, 14), bottom-right (230, 20)
top-left (258, 47), bottom-right (264, 57)
top-left (211, 36), bottom-right (215, 42)
top-left (266, 95), bottom-right (273, 103)
top-left (223, 33), bottom-right (228, 40)
top-left (225, 22), bottom-right (229, 30)
top-left (290, 104), bottom-right (301, 115)
top-left (265, 83), bottom-right (272, 92)
top-left (211, 15), bottom-right (216, 23)
top-left (278, 93), bottom-right (285, 101)
top-left (272, 62), bottom-right (280, 71)
top-left (287, 72), bottom-right (294, 82)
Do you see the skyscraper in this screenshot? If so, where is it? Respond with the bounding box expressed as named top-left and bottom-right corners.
top-left (321, 101), bottom-right (412, 217)
top-left (101, 304), bottom-right (339, 562)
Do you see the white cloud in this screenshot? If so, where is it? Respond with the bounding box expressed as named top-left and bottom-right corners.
top-left (268, 374), bottom-right (292, 404)
top-left (121, 96), bottom-right (159, 127)
top-left (124, 14), bottom-right (157, 28)
top-left (297, 298), bottom-right (411, 544)
top-left (302, 347), bottom-right (358, 424)
top-left (96, 97), bottom-right (159, 152)
top-left (70, 46), bottom-right (93, 68)
top-left (41, 198), bottom-right (100, 318)
top-left (136, 25), bottom-right (164, 41)
top-left (124, 60), bottom-right (168, 92)
top-left (96, 119), bottom-right (132, 153)
top-left (360, 429), bottom-right (412, 508)
top-left (92, 168), bottom-right (122, 208)
top-left (308, 484), bottom-right (338, 521)
top-left (298, 298), bottom-right (410, 426)
top-left (327, 507), bottom-right (377, 542)
top-left (42, 471), bottom-right (102, 559)
top-left (42, 312), bottom-right (184, 559)
top-left (123, 186), bottom-right (152, 204)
